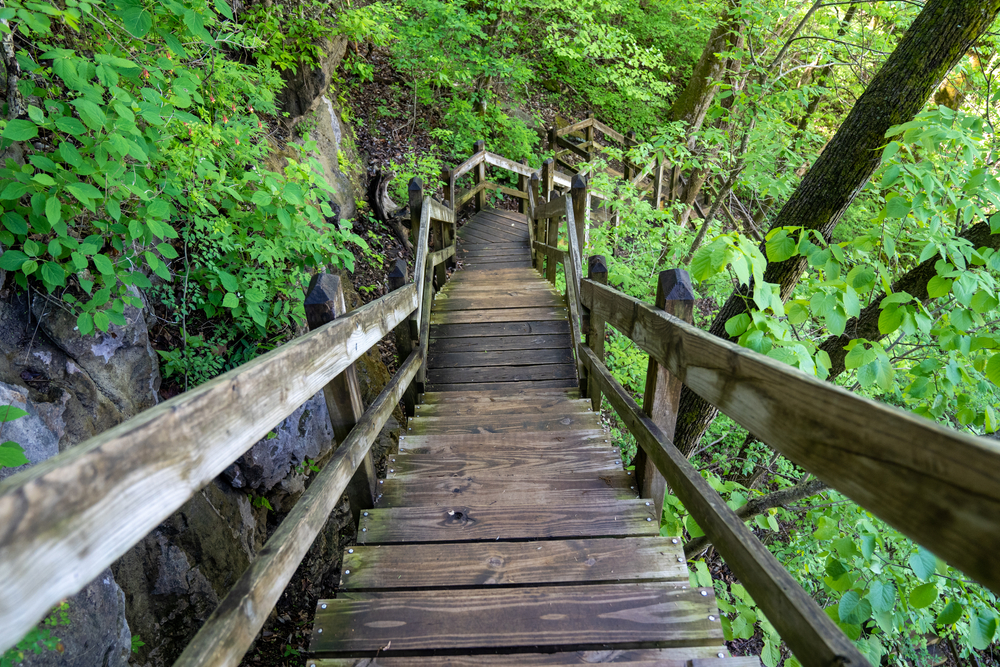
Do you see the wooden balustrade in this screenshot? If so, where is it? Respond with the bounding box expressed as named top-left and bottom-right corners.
top-left (0, 182), bottom-right (457, 661)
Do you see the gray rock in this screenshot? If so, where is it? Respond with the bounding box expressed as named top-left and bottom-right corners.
top-left (31, 291), bottom-right (159, 419)
top-left (278, 36), bottom-right (348, 121)
top-left (0, 380), bottom-right (61, 482)
top-left (111, 479), bottom-right (266, 667)
top-left (17, 569), bottom-right (131, 667)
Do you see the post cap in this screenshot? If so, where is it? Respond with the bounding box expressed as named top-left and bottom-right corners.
top-left (408, 177), bottom-right (423, 194)
top-left (571, 174), bottom-right (587, 191)
top-left (588, 255), bottom-right (608, 277)
top-left (305, 273), bottom-right (341, 306)
top-left (387, 258), bottom-right (407, 281)
top-left (657, 269), bottom-right (694, 304)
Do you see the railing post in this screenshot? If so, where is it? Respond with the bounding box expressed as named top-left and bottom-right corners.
top-left (388, 259), bottom-right (416, 418)
top-left (432, 205), bottom-right (446, 291)
top-left (518, 159), bottom-right (528, 215)
top-left (547, 126), bottom-right (557, 154)
top-left (528, 172), bottom-right (541, 271)
top-left (304, 273), bottom-right (376, 526)
top-left (571, 174), bottom-right (589, 256)
top-left (442, 166), bottom-right (455, 212)
top-left (584, 255), bottom-right (608, 411)
top-left (541, 158), bottom-right (558, 284)
top-left (584, 110), bottom-right (594, 158)
top-left (653, 154), bottom-right (665, 210)
top-left (634, 269), bottom-right (695, 521)
top-left (473, 140), bottom-right (486, 212)
top-left (408, 176), bottom-right (423, 251)
top-left (624, 130), bottom-right (637, 181)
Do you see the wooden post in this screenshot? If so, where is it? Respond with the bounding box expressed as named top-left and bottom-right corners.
top-left (584, 110), bottom-right (594, 158)
top-left (653, 155), bottom-right (665, 210)
top-left (547, 126), bottom-right (557, 154)
top-left (473, 140), bottom-right (486, 212)
top-left (431, 203), bottom-right (446, 291)
top-left (528, 172), bottom-right (541, 271)
top-left (388, 259), bottom-right (416, 418)
top-left (585, 256), bottom-right (608, 411)
top-left (624, 130), bottom-right (637, 181)
top-left (518, 160), bottom-right (528, 215)
top-left (541, 158), bottom-right (558, 283)
top-left (408, 176), bottom-right (423, 251)
top-left (442, 167), bottom-right (455, 211)
top-left (633, 269), bottom-right (695, 521)
top-left (304, 273), bottom-right (376, 525)
top-left (571, 174), bottom-right (589, 257)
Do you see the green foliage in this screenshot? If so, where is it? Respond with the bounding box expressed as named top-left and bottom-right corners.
top-left (1, 601), bottom-right (69, 667)
top-left (131, 635), bottom-right (145, 653)
top-left (388, 152), bottom-right (443, 204)
top-left (241, 0), bottom-right (340, 71)
top-left (0, 404), bottom-right (28, 469)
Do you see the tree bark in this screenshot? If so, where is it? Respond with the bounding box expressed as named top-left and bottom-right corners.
top-left (673, 0), bottom-right (1000, 457)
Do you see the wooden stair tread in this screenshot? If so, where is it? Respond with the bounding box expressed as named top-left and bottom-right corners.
top-left (408, 412), bottom-right (600, 434)
top-left (413, 397), bottom-right (591, 416)
top-left (397, 431), bottom-right (607, 454)
top-left (426, 364), bottom-right (578, 385)
top-left (362, 498), bottom-right (650, 539)
top-left (310, 583), bottom-right (723, 654)
top-left (426, 379), bottom-right (579, 392)
top-left (376, 473), bottom-right (637, 508)
top-left (419, 388), bottom-right (581, 401)
top-left (434, 294), bottom-right (564, 310)
top-left (340, 537), bottom-right (688, 590)
top-left (430, 321), bottom-right (571, 338)
top-left (386, 452), bottom-right (621, 479)
top-left (311, 649), bottom-right (753, 665)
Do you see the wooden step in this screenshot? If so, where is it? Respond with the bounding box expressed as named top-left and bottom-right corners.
top-left (313, 652), bottom-right (754, 666)
top-left (419, 388), bottom-right (581, 402)
top-left (426, 364), bottom-right (577, 385)
top-left (362, 498), bottom-right (650, 540)
top-left (426, 379), bottom-right (578, 392)
top-left (407, 412), bottom-right (599, 435)
top-left (428, 348), bottom-right (575, 370)
top-left (339, 537), bottom-right (688, 590)
top-left (376, 474), bottom-right (637, 507)
top-left (397, 431), bottom-right (607, 455)
top-left (413, 396), bottom-right (591, 416)
top-left (386, 451), bottom-right (620, 479)
top-left (430, 321), bottom-right (569, 338)
top-left (310, 583), bottom-right (723, 655)
top-left (433, 294), bottom-right (563, 311)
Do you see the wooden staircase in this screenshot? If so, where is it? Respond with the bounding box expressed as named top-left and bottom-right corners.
top-left (308, 208), bottom-right (746, 665)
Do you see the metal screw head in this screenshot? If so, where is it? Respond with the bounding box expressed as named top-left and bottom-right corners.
top-left (646, 517), bottom-right (652, 522)
top-left (344, 570), bottom-right (350, 574)
top-left (348, 549), bottom-right (354, 554)
top-left (645, 502), bottom-right (650, 506)
top-left (671, 538), bottom-right (679, 544)
top-left (362, 528), bottom-right (367, 532)
top-left (379, 480), bottom-right (384, 484)
top-left (317, 628), bottom-right (323, 634)
top-left (615, 460), bottom-right (621, 464)
top-left (321, 604), bottom-right (327, 609)
top-left (677, 556), bottom-right (683, 562)
top-left (627, 471), bottom-right (631, 475)
top-left (391, 459), bottom-right (396, 462)
top-left (390, 469), bottom-right (395, 473)
top-left (700, 590), bottom-right (708, 596)
top-left (363, 512), bottom-right (368, 516)
top-left (718, 653), bottom-right (725, 659)
top-left (708, 615), bottom-right (716, 621)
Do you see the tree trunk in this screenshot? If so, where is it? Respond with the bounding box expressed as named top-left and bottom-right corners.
top-left (673, 0), bottom-right (1000, 457)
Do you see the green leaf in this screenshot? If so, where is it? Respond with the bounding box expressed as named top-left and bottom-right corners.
top-left (222, 292), bottom-right (239, 308)
top-left (970, 613), bottom-right (997, 650)
top-left (72, 99), bottom-right (107, 131)
top-left (878, 304), bottom-right (903, 335)
top-left (690, 247), bottom-right (714, 281)
top-left (183, 9), bottom-right (215, 45)
top-left (725, 313), bottom-right (751, 337)
top-left (45, 196), bottom-right (61, 227)
top-left (885, 196), bottom-right (911, 219)
top-left (825, 557), bottom-right (848, 579)
top-left (847, 265), bottom-right (875, 292)
top-left (839, 591), bottom-right (871, 625)
top-left (92, 254), bottom-right (115, 275)
top-left (214, 0), bottom-right (234, 18)
top-left (908, 547), bottom-right (937, 581)
top-left (813, 515), bottom-right (838, 540)
top-left (157, 243), bottom-right (179, 259)
top-left (860, 534), bottom-right (876, 560)
top-left (766, 230), bottom-right (797, 262)
top-left (926, 275), bottom-right (952, 298)
top-left (77, 311), bottom-right (94, 335)
top-left (971, 290), bottom-right (999, 314)
top-left (94, 310), bottom-right (110, 332)
top-left (244, 287), bottom-right (265, 303)
top-left (0, 250), bottom-right (28, 270)
top-left (987, 354), bottom-right (1000, 386)
top-left (867, 580), bottom-right (896, 614)
top-left (0, 440), bottom-right (29, 468)
top-left (936, 600), bottom-right (963, 626)
top-left (3, 119), bottom-right (37, 141)
top-left (251, 190), bottom-right (272, 206)
top-left (118, 6), bottom-right (153, 37)
top-left (684, 514), bottom-right (704, 538)
top-left (148, 199), bottom-right (169, 219)
top-left (54, 116), bottom-right (86, 134)
top-left (40, 261), bottom-right (65, 286)
top-left (218, 270), bottom-right (238, 293)
top-left (908, 582), bottom-right (937, 609)
top-left (0, 405), bottom-right (28, 422)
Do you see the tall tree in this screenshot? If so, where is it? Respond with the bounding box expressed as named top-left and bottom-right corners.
top-left (673, 0), bottom-right (1000, 456)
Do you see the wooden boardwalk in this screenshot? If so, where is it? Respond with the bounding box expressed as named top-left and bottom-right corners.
top-left (309, 209), bottom-right (749, 665)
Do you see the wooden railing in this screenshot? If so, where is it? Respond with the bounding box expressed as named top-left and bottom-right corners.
top-left (0, 181), bottom-right (456, 664)
top-left (528, 174), bottom-right (1000, 667)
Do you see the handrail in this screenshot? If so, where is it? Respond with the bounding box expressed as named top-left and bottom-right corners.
top-left (579, 345), bottom-right (865, 667)
top-left (0, 284), bottom-right (418, 652)
top-left (174, 348), bottom-right (423, 667)
top-left (0, 179), bottom-right (456, 661)
top-left (579, 277), bottom-right (1000, 596)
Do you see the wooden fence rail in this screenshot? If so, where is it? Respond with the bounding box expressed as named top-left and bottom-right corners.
top-left (0, 188), bottom-right (457, 660)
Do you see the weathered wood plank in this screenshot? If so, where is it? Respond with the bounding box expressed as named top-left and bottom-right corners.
top-left (426, 364), bottom-right (577, 385)
top-left (433, 294), bottom-right (562, 312)
top-left (428, 244), bottom-right (456, 269)
top-left (464, 215), bottom-right (528, 235)
top-left (430, 321), bottom-right (570, 338)
top-left (387, 452), bottom-right (618, 479)
top-left (593, 119), bottom-right (626, 143)
top-left (377, 471), bottom-right (636, 507)
top-left (453, 150), bottom-right (486, 181)
top-left (361, 499), bottom-right (653, 543)
top-left (413, 397), bottom-right (588, 416)
top-left (581, 278), bottom-right (1000, 596)
top-left (554, 117), bottom-right (596, 137)
top-left (425, 379), bottom-right (579, 392)
top-left (431, 307), bottom-right (568, 325)
top-left (484, 152), bottom-right (537, 177)
top-left (341, 537), bottom-right (687, 590)
top-left (428, 334), bottom-right (569, 354)
top-left (473, 209), bottom-right (530, 225)
top-left (458, 225), bottom-right (522, 244)
top-left (407, 411), bottom-right (600, 434)
top-left (426, 197), bottom-right (455, 224)
top-left (556, 135), bottom-right (591, 161)
top-left (0, 285), bottom-right (418, 651)
top-left (313, 649), bottom-right (745, 666)
top-left (418, 388), bottom-right (582, 403)
top-left (310, 583), bottom-right (721, 654)
top-left (463, 261), bottom-right (534, 271)
top-left (171, 350), bottom-right (423, 667)
top-left (456, 181), bottom-right (487, 207)
top-left (396, 431), bottom-right (605, 454)
top-left (580, 344), bottom-right (867, 667)
top-left (484, 182), bottom-right (529, 199)
top-left (534, 194), bottom-right (570, 220)
top-left (428, 347), bottom-right (574, 368)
